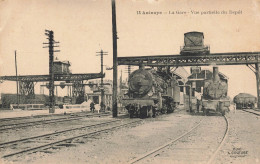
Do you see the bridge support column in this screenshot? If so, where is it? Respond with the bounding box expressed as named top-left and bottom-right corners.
top-left (72, 81), bottom-right (85, 104)
top-left (256, 63), bottom-right (260, 108)
top-left (19, 81), bottom-right (35, 100)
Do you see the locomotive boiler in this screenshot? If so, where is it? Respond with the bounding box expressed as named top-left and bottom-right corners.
top-left (123, 67), bottom-right (180, 118)
top-left (201, 67), bottom-right (230, 115)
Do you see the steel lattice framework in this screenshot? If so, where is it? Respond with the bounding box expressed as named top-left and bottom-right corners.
top-left (72, 81), bottom-right (85, 104)
top-left (0, 73), bottom-right (104, 103)
top-left (118, 51), bottom-right (260, 108)
top-left (19, 81), bottom-right (35, 98)
top-left (0, 73), bottom-right (104, 82)
top-left (118, 52), bottom-right (260, 66)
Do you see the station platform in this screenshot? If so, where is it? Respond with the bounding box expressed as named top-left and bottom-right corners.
top-left (0, 108), bottom-right (91, 119)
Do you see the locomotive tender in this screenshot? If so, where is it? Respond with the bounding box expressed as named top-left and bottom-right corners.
top-left (123, 67), bottom-right (180, 118)
top-left (201, 67), bottom-right (230, 115)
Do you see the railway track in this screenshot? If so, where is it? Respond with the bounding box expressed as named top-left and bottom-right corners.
top-left (1, 119), bottom-right (142, 159)
top-left (0, 112), bottom-right (112, 131)
top-left (0, 110), bottom-right (92, 122)
top-left (241, 109), bottom-right (260, 116)
top-left (128, 115), bottom-right (229, 164)
top-left (206, 115), bottom-right (229, 164)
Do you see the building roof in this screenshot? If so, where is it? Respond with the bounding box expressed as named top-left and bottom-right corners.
top-left (172, 67), bottom-right (189, 82)
top-left (54, 60), bottom-right (71, 66)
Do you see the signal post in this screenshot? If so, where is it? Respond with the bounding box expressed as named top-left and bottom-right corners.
top-left (256, 63), bottom-right (260, 108)
top-left (112, 0), bottom-right (118, 117)
top-left (96, 50), bottom-right (108, 111)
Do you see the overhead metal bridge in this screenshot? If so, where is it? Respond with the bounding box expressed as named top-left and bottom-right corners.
top-left (0, 73), bottom-right (104, 82)
top-left (118, 51), bottom-right (260, 108)
top-left (118, 52), bottom-right (260, 67)
top-left (0, 73), bottom-right (105, 105)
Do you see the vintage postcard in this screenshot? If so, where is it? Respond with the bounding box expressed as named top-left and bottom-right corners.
top-left (0, 0), bottom-right (260, 163)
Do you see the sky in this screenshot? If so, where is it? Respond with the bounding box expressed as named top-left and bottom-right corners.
top-left (0, 0), bottom-right (260, 98)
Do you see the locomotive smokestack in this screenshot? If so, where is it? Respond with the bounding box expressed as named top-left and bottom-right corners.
top-left (213, 67), bottom-right (220, 82)
top-left (139, 63), bottom-right (145, 69)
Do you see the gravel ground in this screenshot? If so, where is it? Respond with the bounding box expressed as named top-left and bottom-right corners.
top-left (214, 110), bottom-right (260, 164)
top-left (141, 115), bottom-right (227, 164)
top-left (1, 109), bottom-right (259, 164)
top-left (0, 115), bottom-right (115, 143)
top-left (1, 110), bottom-right (202, 164)
top-left (0, 108), bottom-right (88, 119)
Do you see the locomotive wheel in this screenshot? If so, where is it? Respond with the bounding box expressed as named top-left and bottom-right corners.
top-left (167, 105), bottom-right (174, 113)
top-left (161, 107), bottom-right (167, 114)
top-left (206, 109), bottom-right (209, 115)
top-left (129, 110), bottom-right (134, 118)
top-left (203, 109), bottom-right (209, 116)
top-left (152, 107), bottom-right (156, 118)
top-left (221, 110), bottom-right (226, 116)
top-left (140, 107), bottom-right (148, 119)
top-left (148, 107), bottom-right (153, 118)
top-left (167, 109), bottom-right (173, 113)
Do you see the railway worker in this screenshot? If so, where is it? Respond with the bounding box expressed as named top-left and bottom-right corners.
top-left (196, 99), bottom-right (201, 113)
top-left (100, 102), bottom-right (106, 112)
top-left (233, 103), bottom-right (236, 114)
top-left (95, 103), bottom-right (100, 113)
top-left (153, 100), bottom-right (159, 117)
top-left (90, 102), bottom-right (95, 113)
top-left (195, 92), bottom-right (202, 113)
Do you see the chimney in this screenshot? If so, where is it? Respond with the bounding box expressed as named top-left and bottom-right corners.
top-left (213, 67), bottom-right (220, 82)
top-left (139, 63), bottom-right (145, 69)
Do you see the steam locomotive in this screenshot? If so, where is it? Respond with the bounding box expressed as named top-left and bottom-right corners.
top-left (201, 67), bottom-right (230, 115)
top-left (123, 67), bottom-right (180, 118)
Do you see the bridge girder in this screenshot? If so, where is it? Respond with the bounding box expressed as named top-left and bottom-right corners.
top-left (118, 52), bottom-right (260, 67)
top-left (0, 73), bottom-right (105, 82)
top-left (72, 80), bottom-right (85, 104)
top-left (19, 81), bottom-right (35, 99)
top-left (0, 73), bottom-right (104, 103)
top-left (118, 51), bottom-right (260, 108)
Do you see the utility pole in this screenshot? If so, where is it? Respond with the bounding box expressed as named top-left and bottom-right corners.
top-left (128, 65), bottom-right (131, 78)
top-left (189, 85), bottom-right (192, 112)
top-left (96, 49), bottom-right (108, 111)
top-left (256, 63), bottom-right (260, 108)
top-left (112, 0), bottom-right (118, 117)
top-left (15, 50), bottom-right (19, 107)
top-left (43, 30), bottom-right (60, 113)
top-left (120, 69), bottom-right (122, 94)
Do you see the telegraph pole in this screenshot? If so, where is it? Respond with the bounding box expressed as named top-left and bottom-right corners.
top-left (96, 49), bottom-right (108, 111)
top-left (112, 0), bottom-right (118, 117)
top-left (128, 65), bottom-right (131, 78)
top-left (15, 50), bottom-right (19, 107)
top-left (256, 63), bottom-right (260, 108)
top-left (43, 30), bottom-right (60, 113)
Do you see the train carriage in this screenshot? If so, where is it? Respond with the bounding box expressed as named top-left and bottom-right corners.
top-left (233, 93), bottom-right (256, 109)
